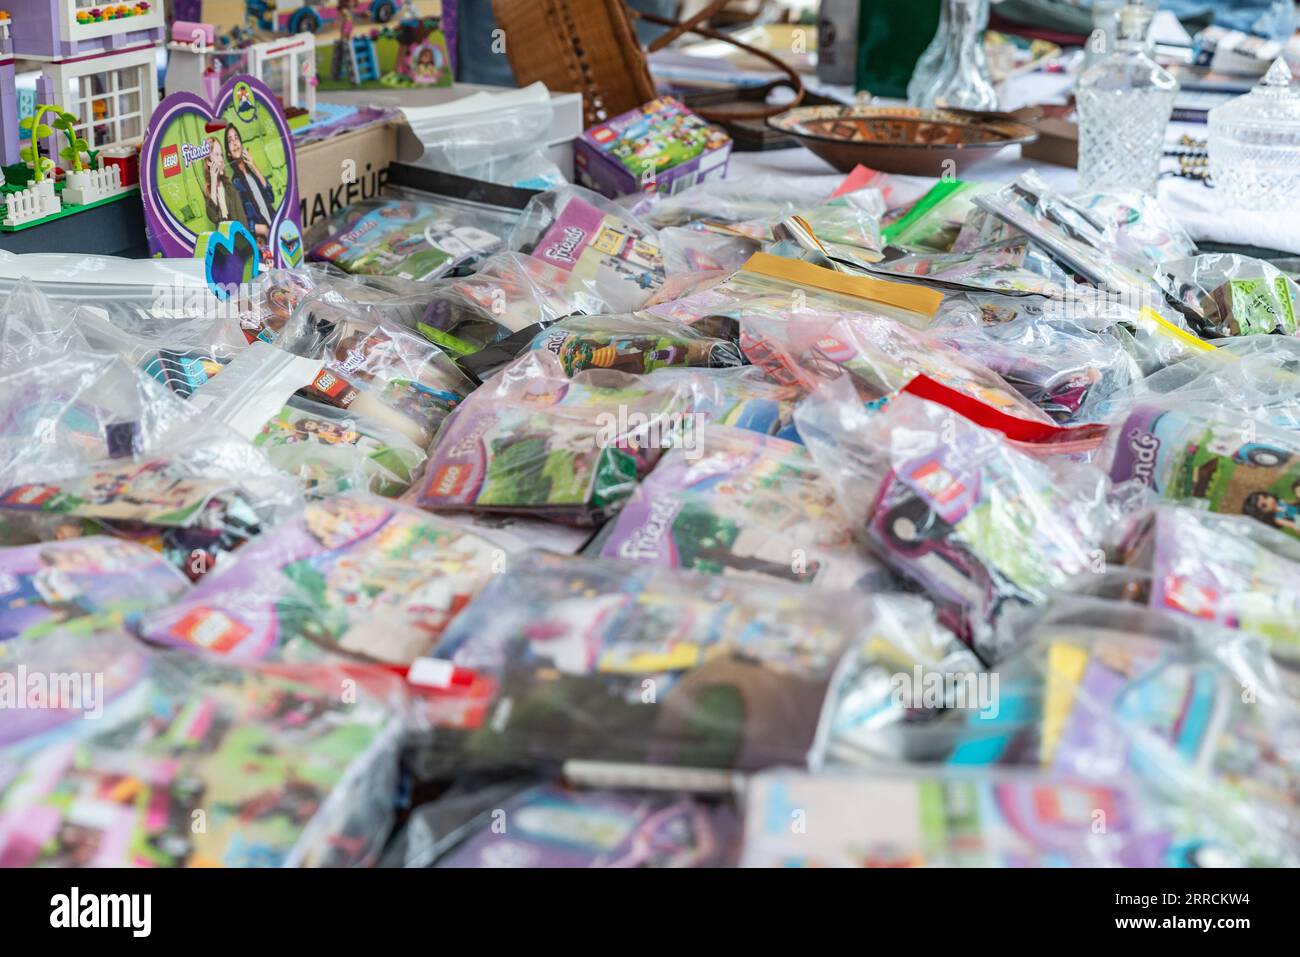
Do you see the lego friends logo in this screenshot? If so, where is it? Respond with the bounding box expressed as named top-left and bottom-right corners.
top-left (160, 144), bottom-right (181, 178)
top-left (180, 140), bottom-right (212, 168)
top-left (542, 226), bottom-right (587, 265)
top-left (591, 126), bottom-right (617, 145)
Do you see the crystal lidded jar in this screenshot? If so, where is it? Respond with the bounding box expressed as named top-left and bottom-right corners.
top-left (1208, 58), bottom-right (1300, 210)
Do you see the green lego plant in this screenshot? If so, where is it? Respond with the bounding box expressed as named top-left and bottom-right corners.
top-left (17, 104), bottom-right (59, 183)
top-left (52, 111), bottom-right (89, 174)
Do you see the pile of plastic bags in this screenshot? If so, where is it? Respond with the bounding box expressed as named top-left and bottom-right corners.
top-left (2, 168), bottom-right (1299, 868)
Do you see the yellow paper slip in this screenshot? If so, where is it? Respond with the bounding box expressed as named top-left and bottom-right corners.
top-left (741, 251), bottom-right (944, 318)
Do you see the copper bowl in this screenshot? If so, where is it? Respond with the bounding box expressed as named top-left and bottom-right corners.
top-left (767, 104), bottom-right (1038, 176)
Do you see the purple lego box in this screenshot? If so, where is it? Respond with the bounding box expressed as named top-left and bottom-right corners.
top-left (573, 96), bottom-right (731, 199)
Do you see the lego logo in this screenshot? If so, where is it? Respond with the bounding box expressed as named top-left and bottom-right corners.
top-left (161, 144), bottom-right (180, 177)
top-left (431, 465), bottom-right (467, 498)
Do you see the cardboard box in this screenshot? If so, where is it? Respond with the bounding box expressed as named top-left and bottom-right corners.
top-left (574, 97), bottom-right (731, 199)
top-left (295, 117), bottom-right (423, 234)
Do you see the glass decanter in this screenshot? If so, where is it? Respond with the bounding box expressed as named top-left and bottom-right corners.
top-left (907, 0), bottom-right (952, 106)
top-left (1208, 58), bottom-right (1300, 210)
top-left (1076, 0), bottom-right (1179, 195)
top-left (920, 0), bottom-right (998, 112)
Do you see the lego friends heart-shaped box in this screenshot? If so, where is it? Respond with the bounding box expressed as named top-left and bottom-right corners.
top-left (141, 75), bottom-right (303, 287)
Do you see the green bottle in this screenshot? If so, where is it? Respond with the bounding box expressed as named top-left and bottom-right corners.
top-left (854, 0), bottom-right (942, 99)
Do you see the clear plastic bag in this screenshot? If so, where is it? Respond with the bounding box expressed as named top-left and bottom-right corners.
top-left (881, 180), bottom-right (1001, 253)
top-left (414, 781), bottom-right (740, 868)
top-left (0, 630), bottom-right (405, 867)
top-left (509, 186), bottom-right (666, 314)
top-left (1113, 505), bottom-right (1300, 664)
top-left (740, 312), bottom-right (1100, 448)
top-left (1158, 253), bottom-right (1300, 337)
top-left (424, 551), bottom-right (864, 772)
top-left (142, 493), bottom-right (504, 670)
top-left (796, 386), bottom-right (1115, 661)
top-left (0, 345), bottom-right (301, 580)
top-left (973, 171), bottom-right (1195, 295)
top-left (866, 237), bottom-right (1072, 298)
top-left (928, 302), bottom-right (1142, 425)
top-left (826, 594), bottom-right (1041, 767)
top-left (415, 350), bottom-right (696, 525)
top-left (252, 396), bottom-right (427, 499)
top-left (1017, 596), bottom-right (1300, 860)
top-left (584, 424), bottom-right (889, 592)
top-left (307, 197), bottom-right (516, 281)
top-left (520, 312), bottom-right (743, 378)
top-left (279, 306), bottom-right (472, 449)
top-left (639, 173), bottom-right (832, 230)
top-left (739, 765), bottom-right (1267, 866)
top-left (412, 252), bottom-right (581, 359)
top-left (1104, 335), bottom-right (1300, 431)
top-left (648, 366), bottom-right (804, 442)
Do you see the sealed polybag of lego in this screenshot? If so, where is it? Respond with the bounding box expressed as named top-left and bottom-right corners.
top-left (650, 366), bottom-right (804, 442)
top-left (1020, 596), bottom-right (1300, 859)
top-left (739, 766), bottom-right (1260, 867)
top-left (184, 341), bottom-right (427, 497)
top-left (396, 781), bottom-right (740, 868)
top-left (864, 238), bottom-right (1071, 298)
top-left (796, 384), bottom-right (1115, 661)
top-left (826, 594), bottom-right (1042, 767)
top-left (412, 252), bottom-right (585, 359)
top-left (0, 351), bottom-right (198, 488)
top-left (658, 226), bottom-right (759, 276)
top-left (0, 631), bottom-right (404, 867)
top-left (510, 186), bottom-right (666, 313)
top-left (0, 348), bottom-right (300, 578)
top-left (74, 309), bottom-right (250, 400)
top-left (1114, 505), bottom-right (1300, 664)
top-left (880, 180), bottom-right (1001, 253)
top-left (927, 304), bottom-right (1142, 425)
top-left (281, 310), bottom-right (471, 448)
top-left (142, 493), bottom-right (503, 668)
top-left (742, 312), bottom-right (1106, 449)
top-left (586, 424), bottom-right (888, 592)
top-left (521, 312), bottom-right (742, 378)
top-left (415, 351), bottom-right (695, 525)
top-left (1157, 254), bottom-right (1299, 338)
top-left (0, 536), bottom-right (190, 645)
top-left (421, 552), bottom-right (863, 772)
top-left (307, 197), bottom-right (515, 281)
top-left (639, 173), bottom-right (830, 230)
top-left (252, 397), bottom-right (427, 498)
top-left (973, 172), bottom-right (1194, 296)
top-left (1117, 336), bottom-right (1300, 431)
top-left (1098, 398), bottom-right (1300, 538)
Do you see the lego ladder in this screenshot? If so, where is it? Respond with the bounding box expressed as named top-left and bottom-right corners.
top-left (349, 38), bottom-right (380, 84)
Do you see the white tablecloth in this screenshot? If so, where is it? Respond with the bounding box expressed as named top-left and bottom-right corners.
top-left (727, 71), bottom-right (1300, 256)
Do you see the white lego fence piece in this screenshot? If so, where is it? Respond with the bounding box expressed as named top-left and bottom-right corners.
top-left (3, 180), bottom-right (61, 227)
top-left (63, 164), bottom-right (127, 206)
